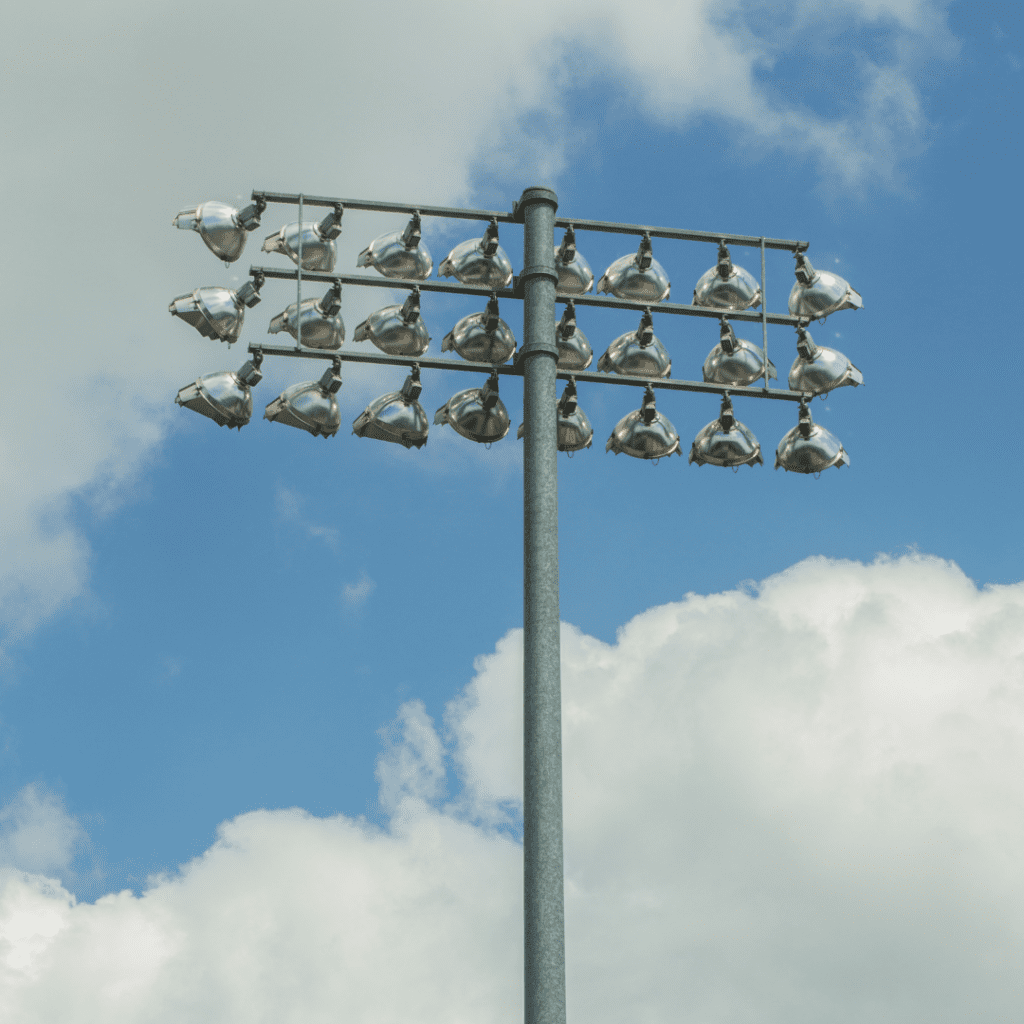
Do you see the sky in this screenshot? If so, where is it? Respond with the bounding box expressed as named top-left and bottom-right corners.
top-left (1, 0), bottom-right (1022, 1020)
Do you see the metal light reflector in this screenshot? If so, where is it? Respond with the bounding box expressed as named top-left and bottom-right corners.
top-left (438, 218), bottom-right (513, 289)
top-left (597, 232), bottom-right (671, 303)
top-left (788, 325), bottom-right (863, 395)
top-left (173, 199), bottom-right (264, 263)
top-left (268, 283), bottom-right (345, 351)
top-left (264, 362), bottom-right (343, 438)
top-left (168, 274), bottom-right (263, 344)
top-left (775, 401), bottom-right (849, 473)
top-left (693, 242), bottom-right (761, 310)
top-left (352, 365), bottom-right (429, 449)
top-left (606, 386), bottom-right (681, 459)
top-left (689, 394), bottom-right (762, 468)
top-left (702, 318), bottom-right (776, 387)
top-left (555, 301), bottom-right (593, 371)
top-left (598, 309), bottom-right (671, 378)
top-left (262, 205), bottom-right (343, 272)
top-left (788, 252), bottom-right (862, 319)
top-left (353, 288), bottom-right (431, 356)
top-left (433, 371), bottom-right (510, 444)
top-left (442, 293), bottom-right (516, 364)
top-left (175, 354), bottom-right (262, 429)
top-left (517, 378), bottom-right (593, 452)
top-left (554, 226), bottom-right (594, 294)
top-left (357, 212), bottom-right (433, 280)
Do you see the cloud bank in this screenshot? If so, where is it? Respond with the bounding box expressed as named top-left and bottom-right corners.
top-left (3, 554), bottom-right (1023, 1022)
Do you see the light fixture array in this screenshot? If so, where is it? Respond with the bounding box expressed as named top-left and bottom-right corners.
top-left (170, 195), bottom-right (864, 474)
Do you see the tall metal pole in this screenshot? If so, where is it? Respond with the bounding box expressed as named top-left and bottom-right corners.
top-left (519, 186), bottom-right (565, 1024)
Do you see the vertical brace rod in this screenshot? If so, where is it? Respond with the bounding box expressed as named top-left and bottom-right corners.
top-left (519, 186), bottom-right (565, 1024)
top-left (297, 195), bottom-right (304, 348)
top-left (761, 237), bottom-right (769, 389)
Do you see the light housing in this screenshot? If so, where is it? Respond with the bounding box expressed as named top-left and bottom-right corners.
top-left (264, 361), bottom-right (343, 438)
top-left (554, 226), bottom-right (594, 294)
top-left (788, 252), bottom-right (862, 319)
top-left (261, 205), bottom-right (343, 272)
top-left (433, 371), bottom-right (510, 444)
top-left (168, 273), bottom-right (264, 344)
top-left (775, 400), bottom-right (850, 473)
top-left (442, 294), bottom-right (516, 364)
top-left (692, 242), bottom-right (761, 310)
top-left (356, 212), bottom-right (433, 280)
top-left (702, 317), bottom-right (776, 387)
top-left (438, 218), bottom-right (513, 289)
top-left (353, 288), bottom-right (431, 356)
top-left (175, 353), bottom-right (262, 429)
top-left (689, 394), bottom-right (763, 468)
top-left (173, 199), bottom-right (265, 262)
top-left (268, 283), bottom-right (345, 350)
top-left (555, 301), bottom-right (593, 371)
top-left (787, 325), bottom-right (863, 395)
top-left (352, 365), bottom-right (429, 449)
top-left (517, 378), bottom-right (593, 452)
top-left (597, 309), bottom-right (671, 378)
top-left (606, 386), bottom-right (681, 460)
top-left (597, 232), bottom-right (671, 303)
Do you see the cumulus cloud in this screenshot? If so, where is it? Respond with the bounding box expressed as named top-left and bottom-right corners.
top-left (3, 555), bottom-right (1024, 1021)
top-left (342, 573), bottom-right (377, 608)
top-left (0, 786), bottom-right (85, 878)
top-left (0, 0), bottom-right (954, 644)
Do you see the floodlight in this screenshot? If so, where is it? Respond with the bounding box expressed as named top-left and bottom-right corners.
top-left (597, 232), bottom-right (671, 302)
top-left (353, 287), bottom-right (431, 356)
top-left (442, 293), bottom-right (516, 364)
top-left (787, 325), bottom-right (863, 395)
top-left (168, 273), bottom-right (264, 344)
top-left (555, 301), bottom-right (593, 370)
top-left (517, 378), bottom-right (593, 452)
top-left (352, 365), bottom-right (429, 449)
top-left (433, 371), bottom-right (510, 444)
top-left (788, 252), bottom-right (862, 319)
top-left (264, 361), bottom-right (343, 438)
top-left (268, 283), bottom-right (345, 350)
top-left (775, 400), bottom-right (849, 473)
top-left (554, 226), bottom-right (594, 294)
top-left (438, 218), bottom-right (513, 289)
top-left (689, 394), bottom-right (763, 468)
top-left (173, 198), bottom-right (265, 262)
top-left (597, 309), bottom-right (671, 378)
top-left (702, 317), bottom-right (776, 387)
top-left (356, 212), bottom-right (433, 280)
top-left (262, 205), bottom-right (343, 272)
top-left (692, 242), bottom-right (761, 310)
top-left (605, 385), bottom-right (681, 459)
top-left (175, 353), bottom-right (262, 429)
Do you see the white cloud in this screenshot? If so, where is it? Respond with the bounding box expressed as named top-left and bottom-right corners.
top-left (342, 573), bottom-right (376, 608)
top-left (0, 786), bottom-right (85, 878)
top-left (275, 485), bottom-right (340, 549)
top-left (0, 0), bottom-right (954, 642)
top-left (3, 555), bottom-right (1024, 1021)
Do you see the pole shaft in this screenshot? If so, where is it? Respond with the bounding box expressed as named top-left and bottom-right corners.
top-left (519, 187), bottom-right (565, 1024)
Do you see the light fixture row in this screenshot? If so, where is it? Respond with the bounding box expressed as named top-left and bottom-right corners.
top-left (169, 282), bottom-right (862, 398)
top-left (174, 202), bottom-right (863, 320)
top-left (175, 359), bottom-right (848, 474)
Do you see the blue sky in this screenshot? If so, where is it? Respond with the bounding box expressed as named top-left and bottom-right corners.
top-left (1, 2), bottom-right (1023, 1020)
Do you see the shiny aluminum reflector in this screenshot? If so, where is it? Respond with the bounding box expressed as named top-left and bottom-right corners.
top-left (433, 372), bottom-right (510, 444)
top-left (554, 226), bottom-right (594, 295)
top-left (693, 242), bottom-right (761, 311)
top-left (262, 206), bottom-right (343, 272)
top-left (788, 252), bottom-right (862, 319)
top-left (787, 326), bottom-right (862, 395)
top-left (264, 362), bottom-right (342, 438)
top-left (352, 366), bottom-right (429, 449)
top-left (168, 275), bottom-right (263, 344)
top-left (597, 232), bottom-right (671, 303)
top-left (555, 301), bottom-right (593, 371)
top-left (173, 199), bottom-right (264, 262)
top-left (353, 288), bottom-right (431, 357)
top-left (517, 378), bottom-right (593, 452)
top-left (598, 309), bottom-right (671, 378)
top-left (442, 294), bottom-right (516, 364)
top-left (606, 386), bottom-right (681, 459)
top-left (702, 318), bottom-right (776, 387)
top-left (689, 394), bottom-right (762, 468)
top-left (438, 219), bottom-right (513, 289)
top-left (268, 283), bottom-right (345, 351)
top-left (175, 355), bottom-right (262, 430)
top-left (775, 401), bottom-right (849, 473)
top-left (357, 212), bottom-right (433, 280)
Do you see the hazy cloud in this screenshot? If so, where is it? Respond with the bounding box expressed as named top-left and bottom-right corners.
top-left (342, 573), bottom-right (376, 608)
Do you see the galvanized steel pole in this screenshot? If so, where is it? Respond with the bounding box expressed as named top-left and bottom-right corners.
top-left (519, 186), bottom-right (566, 1024)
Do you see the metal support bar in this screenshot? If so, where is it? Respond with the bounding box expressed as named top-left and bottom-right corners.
top-left (519, 186), bottom-right (565, 1024)
top-left (248, 267), bottom-right (805, 327)
top-left (247, 343), bottom-right (808, 402)
top-left (252, 189), bottom-right (807, 251)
